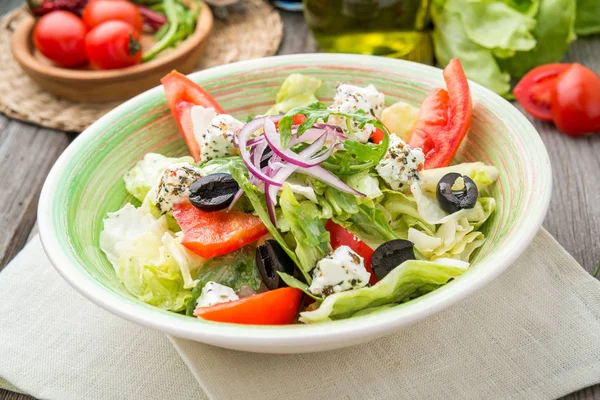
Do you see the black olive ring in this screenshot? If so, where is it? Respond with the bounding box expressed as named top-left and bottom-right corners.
top-left (436, 173), bottom-right (479, 214)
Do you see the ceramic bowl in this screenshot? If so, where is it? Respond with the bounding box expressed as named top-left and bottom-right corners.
top-left (11, 3), bottom-right (213, 103)
top-left (38, 54), bottom-right (552, 353)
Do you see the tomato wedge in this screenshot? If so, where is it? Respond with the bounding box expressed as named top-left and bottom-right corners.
top-left (325, 220), bottom-right (378, 285)
top-left (173, 202), bottom-right (268, 258)
top-left (514, 64), bottom-right (570, 122)
top-left (194, 287), bottom-right (302, 325)
top-left (161, 71), bottom-right (225, 162)
top-left (409, 58), bottom-right (472, 169)
top-left (551, 64), bottom-right (600, 136)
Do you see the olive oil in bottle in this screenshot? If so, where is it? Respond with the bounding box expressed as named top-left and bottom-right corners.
top-left (303, 0), bottom-right (433, 64)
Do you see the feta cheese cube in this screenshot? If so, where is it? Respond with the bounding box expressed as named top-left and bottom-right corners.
top-left (328, 84), bottom-right (385, 143)
top-left (190, 106), bottom-right (242, 161)
top-left (195, 281), bottom-right (239, 309)
top-left (308, 245), bottom-right (370, 297)
top-left (376, 134), bottom-right (425, 191)
top-left (154, 162), bottom-right (203, 214)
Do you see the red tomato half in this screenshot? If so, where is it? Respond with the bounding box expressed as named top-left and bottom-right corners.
top-left (161, 71), bottom-right (225, 161)
top-left (325, 220), bottom-right (378, 285)
top-left (82, 0), bottom-right (143, 33)
top-left (33, 11), bottom-right (88, 67)
top-left (409, 58), bottom-right (472, 169)
top-left (85, 20), bottom-right (142, 70)
top-left (551, 64), bottom-right (600, 136)
top-left (194, 287), bottom-right (302, 325)
top-left (173, 202), bottom-right (268, 258)
top-left (514, 64), bottom-right (570, 121)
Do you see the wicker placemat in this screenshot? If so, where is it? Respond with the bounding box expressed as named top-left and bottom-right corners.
top-left (0, 1), bottom-right (283, 132)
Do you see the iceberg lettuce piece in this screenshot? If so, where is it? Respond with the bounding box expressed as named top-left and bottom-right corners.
top-left (420, 162), bottom-right (499, 193)
top-left (265, 74), bottom-right (322, 115)
top-left (123, 153), bottom-right (194, 202)
top-left (344, 171), bottom-right (383, 200)
top-left (99, 204), bottom-right (200, 311)
top-left (300, 258), bottom-right (469, 323)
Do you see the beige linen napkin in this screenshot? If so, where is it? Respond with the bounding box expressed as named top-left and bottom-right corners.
top-left (2, 229), bottom-right (600, 400)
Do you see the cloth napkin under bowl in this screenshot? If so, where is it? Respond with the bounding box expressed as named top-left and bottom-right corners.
top-left (1, 229), bottom-right (600, 400)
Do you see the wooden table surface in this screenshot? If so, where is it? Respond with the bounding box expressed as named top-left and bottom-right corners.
top-left (1, 2), bottom-right (599, 399)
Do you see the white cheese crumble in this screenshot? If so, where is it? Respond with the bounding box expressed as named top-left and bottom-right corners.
top-left (190, 105), bottom-right (242, 161)
top-left (154, 162), bottom-right (203, 214)
top-left (195, 281), bottom-right (239, 309)
top-left (327, 83), bottom-right (385, 143)
top-left (375, 134), bottom-right (425, 191)
top-left (308, 245), bottom-right (370, 297)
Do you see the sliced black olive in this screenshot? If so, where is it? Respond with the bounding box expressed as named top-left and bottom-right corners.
top-left (255, 240), bottom-right (295, 290)
top-left (260, 147), bottom-right (273, 169)
top-left (189, 173), bottom-right (239, 212)
top-left (436, 173), bottom-right (479, 214)
top-left (371, 239), bottom-right (416, 280)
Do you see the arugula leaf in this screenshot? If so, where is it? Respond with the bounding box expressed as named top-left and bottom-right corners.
top-left (278, 101), bottom-right (390, 175)
top-left (278, 272), bottom-right (323, 301)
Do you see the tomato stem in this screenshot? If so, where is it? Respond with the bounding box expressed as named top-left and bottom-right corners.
top-left (128, 33), bottom-right (141, 55)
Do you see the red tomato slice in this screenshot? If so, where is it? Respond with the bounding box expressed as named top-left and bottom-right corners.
top-left (173, 202), bottom-right (268, 258)
top-left (161, 71), bottom-right (225, 162)
top-left (194, 287), bottom-right (302, 325)
top-left (409, 58), bottom-right (472, 169)
top-left (325, 220), bottom-right (378, 285)
top-left (370, 127), bottom-right (386, 144)
top-left (514, 64), bottom-right (570, 122)
top-left (551, 64), bottom-right (600, 136)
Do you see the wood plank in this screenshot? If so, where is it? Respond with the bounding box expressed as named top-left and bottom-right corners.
top-left (0, 118), bottom-right (72, 270)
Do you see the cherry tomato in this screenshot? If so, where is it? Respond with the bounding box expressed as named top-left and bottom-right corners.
top-left (274, 114), bottom-right (307, 129)
top-left (84, 20), bottom-right (142, 70)
top-left (82, 0), bottom-right (143, 33)
top-left (514, 64), bottom-right (570, 122)
top-left (194, 287), bottom-right (303, 325)
top-left (173, 202), bottom-right (268, 258)
top-left (161, 71), bottom-right (225, 161)
top-left (370, 127), bottom-right (386, 144)
top-left (409, 58), bottom-right (472, 169)
top-left (325, 220), bottom-right (378, 285)
top-left (551, 64), bottom-right (600, 136)
top-left (33, 11), bottom-right (88, 68)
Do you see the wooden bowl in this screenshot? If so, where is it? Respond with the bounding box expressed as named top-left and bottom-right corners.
top-left (11, 3), bottom-right (213, 103)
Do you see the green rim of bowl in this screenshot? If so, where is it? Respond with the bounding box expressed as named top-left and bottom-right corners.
top-left (38, 54), bottom-right (552, 352)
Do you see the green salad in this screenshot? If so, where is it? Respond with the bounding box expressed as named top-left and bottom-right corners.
top-left (100, 59), bottom-right (499, 324)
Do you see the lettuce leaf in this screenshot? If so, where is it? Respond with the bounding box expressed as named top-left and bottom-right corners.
top-left (123, 153), bottom-right (194, 202)
top-left (265, 74), bottom-right (322, 116)
top-left (100, 204), bottom-right (199, 312)
top-left (575, 0), bottom-right (600, 35)
top-left (420, 162), bottom-right (499, 193)
top-left (279, 184), bottom-right (331, 281)
top-left (185, 246), bottom-right (262, 316)
top-left (299, 258), bottom-right (469, 323)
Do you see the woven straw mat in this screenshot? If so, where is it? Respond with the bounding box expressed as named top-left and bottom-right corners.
top-left (0, 2), bottom-right (283, 132)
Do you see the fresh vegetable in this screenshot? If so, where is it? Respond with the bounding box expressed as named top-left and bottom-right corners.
top-left (432, 0), bottom-right (576, 97)
top-left (85, 20), bottom-right (142, 69)
top-left (420, 162), bottom-right (499, 193)
top-left (82, 0), bottom-right (143, 32)
top-left (33, 11), bottom-right (88, 67)
top-left (513, 64), bottom-right (570, 121)
top-left (326, 220), bottom-right (377, 285)
top-left (173, 201), bottom-right (268, 258)
top-left (371, 239), bottom-right (416, 280)
top-left (300, 258), bottom-right (469, 323)
top-left (28, 0), bottom-right (87, 16)
top-left (255, 240), bottom-right (295, 290)
top-left (189, 173), bottom-right (239, 211)
top-left (380, 101), bottom-right (419, 142)
top-left (185, 245), bottom-right (262, 316)
top-left (551, 64), bottom-right (600, 136)
top-left (436, 173), bottom-right (479, 213)
top-left (409, 58), bottom-right (472, 169)
top-left (265, 73), bottom-right (323, 116)
top-left (194, 287), bottom-right (303, 324)
top-left (161, 71), bottom-right (224, 161)
top-left (575, 0), bottom-right (600, 36)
